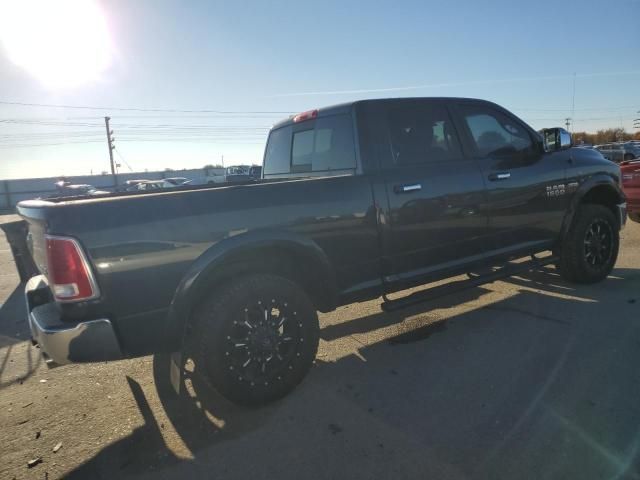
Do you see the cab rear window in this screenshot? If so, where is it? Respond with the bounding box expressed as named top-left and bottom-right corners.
top-left (263, 114), bottom-right (356, 176)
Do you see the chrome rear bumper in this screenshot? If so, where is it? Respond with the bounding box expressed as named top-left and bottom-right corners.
top-left (25, 275), bottom-right (122, 366)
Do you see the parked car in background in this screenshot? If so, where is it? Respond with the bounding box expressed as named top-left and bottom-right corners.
top-left (225, 165), bottom-right (262, 183)
top-left (595, 144), bottom-right (623, 163)
top-left (122, 179), bottom-right (185, 191)
top-left (596, 143), bottom-right (639, 163)
top-left (122, 179), bottom-right (151, 191)
top-left (138, 180), bottom-right (165, 190)
top-left (53, 181), bottom-right (109, 197)
top-left (621, 159), bottom-right (640, 223)
top-left (249, 165), bottom-right (262, 179)
top-left (205, 170), bottom-right (226, 184)
top-left (134, 180), bottom-right (178, 190)
top-left (622, 142), bottom-right (640, 159)
top-left (164, 177), bottom-right (192, 186)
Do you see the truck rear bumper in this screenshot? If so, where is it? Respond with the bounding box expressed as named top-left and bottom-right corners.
top-left (25, 275), bottom-right (122, 366)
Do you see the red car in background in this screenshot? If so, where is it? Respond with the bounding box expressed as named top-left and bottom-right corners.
top-left (622, 160), bottom-right (640, 223)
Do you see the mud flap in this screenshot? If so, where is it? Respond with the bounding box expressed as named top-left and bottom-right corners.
top-left (169, 351), bottom-right (182, 395)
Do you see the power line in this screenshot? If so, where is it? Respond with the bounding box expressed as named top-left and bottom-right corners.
top-left (0, 100), bottom-right (293, 114)
top-left (513, 105), bottom-right (640, 112)
top-left (1, 131), bottom-right (269, 138)
top-left (0, 129), bottom-right (270, 144)
top-left (82, 113), bottom-right (285, 118)
top-left (2, 98), bottom-right (637, 116)
top-left (0, 114), bottom-right (286, 121)
top-left (114, 147), bottom-right (133, 172)
top-left (115, 138), bottom-right (264, 144)
top-left (0, 119), bottom-right (274, 129)
top-left (112, 124), bottom-right (271, 129)
top-left (525, 115), bottom-right (638, 121)
top-left (0, 140), bottom-right (104, 148)
top-left (0, 132), bottom-right (99, 141)
top-left (0, 138), bottom-right (264, 148)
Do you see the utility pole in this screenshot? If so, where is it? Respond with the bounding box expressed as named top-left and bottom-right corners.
top-left (564, 117), bottom-right (571, 131)
top-left (104, 116), bottom-right (116, 176)
top-left (570, 72), bottom-right (576, 133)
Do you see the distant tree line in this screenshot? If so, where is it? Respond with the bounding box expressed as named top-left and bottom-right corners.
top-left (571, 128), bottom-right (640, 145)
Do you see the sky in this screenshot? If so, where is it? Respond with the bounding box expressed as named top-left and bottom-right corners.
top-left (0, 0), bottom-right (639, 180)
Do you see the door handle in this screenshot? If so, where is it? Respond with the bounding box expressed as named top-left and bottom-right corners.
top-left (489, 172), bottom-right (511, 181)
top-left (394, 183), bottom-right (422, 194)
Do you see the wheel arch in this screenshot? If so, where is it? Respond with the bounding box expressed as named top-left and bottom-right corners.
top-left (164, 230), bottom-right (337, 349)
top-left (561, 175), bottom-right (625, 237)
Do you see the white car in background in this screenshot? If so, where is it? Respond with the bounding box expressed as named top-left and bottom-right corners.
top-left (164, 177), bottom-right (192, 186)
top-left (53, 181), bottom-right (110, 197)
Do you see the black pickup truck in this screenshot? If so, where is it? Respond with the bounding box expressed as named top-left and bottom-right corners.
top-left (17, 97), bottom-right (626, 405)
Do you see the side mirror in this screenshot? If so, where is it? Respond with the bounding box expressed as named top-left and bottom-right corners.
top-left (540, 128), bottom-right (572, 152)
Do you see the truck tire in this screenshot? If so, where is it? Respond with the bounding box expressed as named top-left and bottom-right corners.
top-left (192, 273), bottom-right (319, 406)
top-left (557, 204), bottom-right (619, 284)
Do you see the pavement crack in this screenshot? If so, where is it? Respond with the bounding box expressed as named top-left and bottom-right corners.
top-left (482, 304), bottom-right (570, 325)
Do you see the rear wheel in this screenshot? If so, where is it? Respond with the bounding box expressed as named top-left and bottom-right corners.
top-left (557, 204), bottom-right (619, 284)
top-left (624, 153), bottom-right (635, 161)
top-left (192, 274), bottom-right (319, 406)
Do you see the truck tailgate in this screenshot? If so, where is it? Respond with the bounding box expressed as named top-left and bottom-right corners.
top-left (15, 201), bottom-right (51, 279)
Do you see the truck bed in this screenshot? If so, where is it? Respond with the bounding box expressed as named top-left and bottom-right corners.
top-left (38, 177), bottom-right (284, 204)
top-left (17, 172), bottom-right (378, 356)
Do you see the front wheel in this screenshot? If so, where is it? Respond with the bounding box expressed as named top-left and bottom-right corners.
top-left (557, 204), bottom-right (619, 284)
top-left (192, 274), bottom-right (319, 406)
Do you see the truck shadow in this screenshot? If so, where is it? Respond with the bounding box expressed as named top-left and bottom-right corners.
top-left (0, 285), bottom-right (29, 347)
top-left (66, 266), bottom-right (640, 479)
top-left (0, 284), bottom-right (42, 389)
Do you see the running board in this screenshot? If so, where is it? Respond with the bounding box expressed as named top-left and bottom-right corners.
top-left (381, 255), bottom-right (559, 312)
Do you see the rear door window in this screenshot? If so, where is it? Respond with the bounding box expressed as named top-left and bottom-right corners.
top-left (386, 103), bottom-right (463, 166)
top-left (264, 114), bottom-right (356, 176)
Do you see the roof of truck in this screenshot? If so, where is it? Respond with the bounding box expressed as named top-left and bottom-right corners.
top-left (270, 97), bottom-right (493, 130)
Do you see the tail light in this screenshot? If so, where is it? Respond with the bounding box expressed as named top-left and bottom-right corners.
top-left (45, 235), bottom-right (99, 302)
top-left (293, 109), bottom-right (318, 123)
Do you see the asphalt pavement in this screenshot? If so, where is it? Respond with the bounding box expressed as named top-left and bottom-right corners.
top-left (1, 214), bottom-right (639, 479)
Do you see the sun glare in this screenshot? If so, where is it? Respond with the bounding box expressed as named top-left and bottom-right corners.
top-left (0, 0), bottom-right (113, 88)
